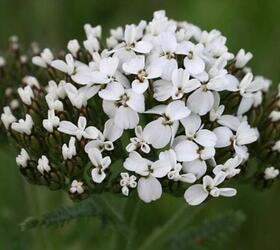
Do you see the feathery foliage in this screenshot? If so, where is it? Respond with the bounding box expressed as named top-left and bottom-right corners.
top-left (168, 210), bottom-right (246, 250)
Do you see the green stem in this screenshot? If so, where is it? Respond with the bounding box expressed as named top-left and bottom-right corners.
top-left (137, 204), bottom-right (203, 250)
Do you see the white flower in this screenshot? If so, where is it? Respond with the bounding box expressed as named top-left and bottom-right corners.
top-left (1, 106), bottom-right (16, 129)
top-left (126, 126), bottom-right (150, 153)
top-left (32, 48), bottom-right (54, 68)
top-left (51, 54), bottom-right (75, 75)
top-left (213, 156), bottom-right (242, 178)
top-left (42, 110), bottom-right (60, 133)
top-left (88, 148), bottom-right (111, 183)
top-left (120, 172), bottom-right (137, 196)
top-left (46, 80), bottom-right (67, 99)
top-left (62, 137), bottom-right (77, 160)
top-left (85, 119), bottom-right (123, 153)
top-left (70, 180), bottom-right (84, 194)
top-left (99, 82), bottom-right (145, 129)
top-left (187, 74), bottom-right (238, 115)
top-left (164, 149), bottom-right (196, 183)
top-left (184, 172), bottom-right (237, 206)
top-left (11, 114), bottom-right (33, 135)
top-left (37, 155), bottom-right (51, 174)
top-left (264, 167), bottom-right (279, 180)
top-left (180, 113), bottom-right (217, 147)
top-left (22, 76), bottom-right (40, 89)
top-left (143, 100), bottom-right (190, 148)
top-left (45, 93), bottom-right (64, 111)
top-left (153, 68), bottom-right (201, 101)
top-left (18, 85), bottom-right (34, 105)
top-left (272, 140), bottom-right (280, 152)
top-left (124, 151), bottom-right (171, 203)
top-left (83, 37), bottom-right (100, 55)
top-left (58, 116), bottom-right (99, 140)
top-left (65, 83), bottom-right (100, 109)
top-left (235, 49), bottom-right (253, 68)
top-left (84, 24), bottom-right (102, 39)
top-left (269, 111), bottom-right (280, 122)
top-left (67, 39), bottom-right (80, 57)
top-left (16, 149), bottom-right (30, 168)
top-left (182, 41), bottom-right (205, 75)
top-left (0, 56), bottom-right (6, 67)
top-left (237, 72), bottom-right (264, 115)
top-left (123, 55), bottom-right (161, 93)
top-left (120, 24), bottom-right (152, 54)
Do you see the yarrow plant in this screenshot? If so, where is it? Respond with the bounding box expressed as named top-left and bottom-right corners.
top-left (1, 10), bottom-right (279, 207)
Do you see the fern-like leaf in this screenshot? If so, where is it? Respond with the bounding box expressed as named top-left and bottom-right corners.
top-left (168, 210), bottom-right (246, 250)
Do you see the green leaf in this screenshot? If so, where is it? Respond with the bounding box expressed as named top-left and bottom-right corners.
top-left (168, 210), bottom-right (246, 250)
top-left (19, 195), bottom-right (127, 233)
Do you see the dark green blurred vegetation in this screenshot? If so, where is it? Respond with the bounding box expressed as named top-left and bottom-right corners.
top-left (0, 0), bottom-right (280, 249)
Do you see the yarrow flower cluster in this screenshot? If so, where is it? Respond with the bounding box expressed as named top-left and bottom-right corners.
top-left (1, 10), bottom-right (279, 205)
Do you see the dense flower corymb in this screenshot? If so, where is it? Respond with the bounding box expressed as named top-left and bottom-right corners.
top-left (1, 10), bottom-right (279, 206)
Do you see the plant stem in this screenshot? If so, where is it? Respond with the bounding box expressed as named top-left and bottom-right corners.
top-left (137, 204), bottom-right (204, 250)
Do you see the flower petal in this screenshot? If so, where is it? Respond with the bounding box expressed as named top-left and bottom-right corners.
top-left (184, 184), bottom-right (208, 206)
top-left (137, 176), bottom-right (162, 203)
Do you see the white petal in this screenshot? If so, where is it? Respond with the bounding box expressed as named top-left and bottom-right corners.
top-left (132, 79), bottom-right (149, 94)
top-left (160, 32), bottom-right (177, 53)
top-left (181, 113), bottom-right (201, 137)
top-left (84, 126), bottom-right (99, 140)
top-left (58, 121), bottom-right (78, 136)
top-left (180, 173), bottom-right (196, 183)
top-left (114, 106), bottom-right (139, 129)
top-left (123, 55), bottom-right (145, 74)
top-left (200, 147), bottom-right (215, 160)
top-left (213, 127), bottom-right (233, 148)
top-left (103, 100), bottom-right (117, 118)
top-left (219, 188), bottom-right (237, 197)
top-left (51, 60), bottom-right (68, 74)
top-left (151, 159), bottom-right (172, 178)
top-left (187, 88), bottom-right (214, 116)
top-left (123, 151), bottom-right (150, 175)
top-left (98, 82), bottom-right (124, 101)
top-left (91, 168), bottom-right (106, 183)
top-left (195, 129), bottom-right (217, 147)
top-left (143, 119), bottom-right (171, 149)
top-left (174, 140), bottom-right (199, 162)
top-left (184, 56), bottom-right (205, 75)
top-left (182, 159), bottom-right (207, 179)
top-left (184, 184), bottom-right (208, 206)
top-left (103, 119), bottom-right (123, 142)
top-left (78, 116), bottom-right (87, 130)
top-left (100, 57), bottom-right (119, 76)
top-left (153, 79), bottom-right (173, 101)
top-left (87, 148), bottom-right (102, 167)
top-left (218, 115), bottom-right (240, 131)
top-left (134, 41), bottom-right (152, 54)
top-left (207, 75), bottom-right (239, 92)
top-left (126, 89), bottom-right (145, 112)
top-left (137, 176), bottom-right (162, 203)
top-left (166, 100), bottom-right (191, 121)
top-left (237, 97), bottom-right (254, 115)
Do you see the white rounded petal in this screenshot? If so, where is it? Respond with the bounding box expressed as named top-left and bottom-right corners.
top-left (126, 89), bottom-right (145, 113)
top-left (237, 97), bottom-right (254, 115)
top-left (134, 41), bottom-right (152, 54)
top-left (137, 176), bottom-right (162, 203)
top-left (219, 188), bottom-right (237, 197)
top-left (174, 140), bottom-right (199, 162)
top-left (182, 159), bottom-right (207, 179)
top-left (78, 116), bottom-right (87, 130)
top-left (132, 79), bottom-right (149, 94)
top-left (58, 121), bottom-right (78, 136)
top-left (114, 106), bottom-right (139, 130)
top-left (184, 56), bottom-right (205, 75)
top-left (87, 148), bottom-right (102, 167)
top-left (187, 88), bottom-right (214, 116)
top-left (180, 173), bottom-right (196, 183)
top-left (143, 120), bottom-right (171, 149)
top-left (195, 129), bottom-right (217, 147)
top-left (184, 184), bottom-right (208, 206)
top-left (218, 115), bottom-right (240, 131)
top-left (200, 147), bottom-right (215, 160)
top-left (103, 119), bottom-right (123, 142)
top-left (153, 79), bottom-right (173, 101)
top-left (151, 159), bottom-right (172, 178)
top-left (123, 151), bottom-right (150, 175)
top-left (98, 82), bottom-right (124, 101)
top-left (123, 55), bottom-right (145, 74)
top-left (181, 113), bottom-right (201, 137)
top-left (51, 60), bottom-right (68, 74)
top-left (166, 100), bottom-right (191, 121)
top-left (102, 100), bottom-right (117, 118)
top-left (100, 57), bottom-right (119, 76)
top-left (84, 126), bottom-right (99, 140)
top-left (213, 127), bottom-right (233, 148)
top-left (91, 168), bottom-right (106, 183)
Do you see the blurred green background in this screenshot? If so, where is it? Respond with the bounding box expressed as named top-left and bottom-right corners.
top-left (0, 0), bottom-right (280, 249)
